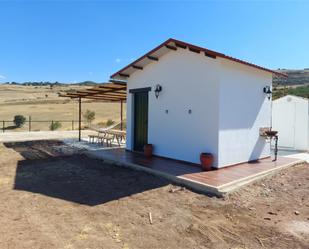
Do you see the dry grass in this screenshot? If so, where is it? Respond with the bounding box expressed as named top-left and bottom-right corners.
top-left (0, 84), bottom-right (126, 131)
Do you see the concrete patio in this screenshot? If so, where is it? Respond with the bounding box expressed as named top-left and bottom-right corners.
top-left (81, 147), bottom-right (305, 196)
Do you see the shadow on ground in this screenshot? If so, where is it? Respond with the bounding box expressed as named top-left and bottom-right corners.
top-left (4, 140), bottom-right (169, 206)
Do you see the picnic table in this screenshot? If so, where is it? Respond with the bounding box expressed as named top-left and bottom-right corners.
top-left (101, 129), bottom-right (126, 145)
top-left (89, 129), bottom-right (126, 146)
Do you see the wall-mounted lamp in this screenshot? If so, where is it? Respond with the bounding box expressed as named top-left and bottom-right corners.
top-left (263, 86), bottom-right (272, 100)
top-left (155, 84), bottom-right (162, 99)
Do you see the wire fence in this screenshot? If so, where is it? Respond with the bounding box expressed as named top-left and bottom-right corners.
top-left (1, 117), bottom-right (85, 133)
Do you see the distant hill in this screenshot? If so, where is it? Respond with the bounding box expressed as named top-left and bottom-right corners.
top-left (2, 81), bottom-right (100, 86)
top-left (272, 69), bottom-right (309, 99)
top-left (273, 69), bottom-right (309, 86)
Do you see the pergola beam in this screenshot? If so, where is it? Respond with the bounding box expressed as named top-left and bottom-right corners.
top-left (63, 94), bottom-right (125, 101)
top-left (75, 91), bottom-right (126, 98)
top-left (109, 79), bottom-right (127, 85)
top-left (98, 86), bottom-right (126, 92)
top-left (80, 97), bottom-right (122, 101)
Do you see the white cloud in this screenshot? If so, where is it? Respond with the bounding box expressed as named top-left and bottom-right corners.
top-left (115, 58), bottom-right (122, 63)
top-left (0, 75), bottom-right (6, 79)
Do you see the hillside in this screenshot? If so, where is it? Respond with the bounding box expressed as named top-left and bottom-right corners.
top-left (273, 69), bottom-right (309, 86)
top-left (0, 84), bottom-right (125, 131)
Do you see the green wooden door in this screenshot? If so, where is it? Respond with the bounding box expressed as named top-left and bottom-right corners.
top-left (133, 91), bottom-right (149, 151)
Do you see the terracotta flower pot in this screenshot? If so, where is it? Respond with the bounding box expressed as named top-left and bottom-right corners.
top-left (144, 144), bottom-right (153, 157)
top-left (200, 153), bottom-right (213, 171)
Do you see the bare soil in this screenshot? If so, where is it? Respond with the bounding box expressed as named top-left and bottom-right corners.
top-left (0, 140), bottom-right (308, 249)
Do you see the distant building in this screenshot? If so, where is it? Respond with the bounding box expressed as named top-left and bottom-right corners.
top-left (272, 95), bottom-right (309, 151)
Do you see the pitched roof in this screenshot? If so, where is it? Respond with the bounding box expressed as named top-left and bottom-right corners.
top-left (110, 38), bottom-right (287, 79)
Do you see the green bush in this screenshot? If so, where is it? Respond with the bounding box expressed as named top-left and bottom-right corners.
top-left (50, 121), bottom-right (62, 131)
top-left (272, 85), bottom-right (309, 100)
top-left (106, 119), bottom-right (115, 127)
top-left (13, 115), bottom-right (26, 128)
top-left (83, 109), bottom-right (95, 126)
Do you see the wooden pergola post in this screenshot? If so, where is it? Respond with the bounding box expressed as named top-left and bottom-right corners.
top-left (58, 83), bottom-right (127, 140)
top-left (78, 97), bottom-right (81, 141)
top-left (120, 99), bottom-right (123, 131)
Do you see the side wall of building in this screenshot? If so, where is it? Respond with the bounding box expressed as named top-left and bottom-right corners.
top-left (217, 59), bottom-right (272, 167)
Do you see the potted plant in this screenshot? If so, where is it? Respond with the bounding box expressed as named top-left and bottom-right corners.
top-left (200, 153), bottom-right (213, 171)
top-left (144, 144), bottom-right (153, 157)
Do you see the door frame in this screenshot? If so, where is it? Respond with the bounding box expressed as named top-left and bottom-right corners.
top-left (130, 87), bottom-right (151, 152)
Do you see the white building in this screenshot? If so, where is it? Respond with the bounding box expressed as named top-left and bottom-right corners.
top-left (272, 95), bottom-right (309, 151)
top-left (111, 38), bottom-right (285, 168)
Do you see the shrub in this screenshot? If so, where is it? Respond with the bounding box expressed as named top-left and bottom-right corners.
top-left (97, 121), bottom-right (105, 127)
top-left (13, 115), bottom-right (26, 128)
top-left (106, 119), bottom-right (115, 127)
top-left (50, 121), bottom-right (62, 131)
top-left (83, 109), bottom-right (95, 126)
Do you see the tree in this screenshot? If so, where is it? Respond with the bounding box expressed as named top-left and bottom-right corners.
top-left (13, 115), bottom-right (26, 128)
top-left (83, 110), bottom-right (95, 126)
top-left (106, 119), bottom-right (115, 127)
top-left (49, 121), bottom-right (62, 131)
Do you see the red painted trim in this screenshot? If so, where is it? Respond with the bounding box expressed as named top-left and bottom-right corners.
top-left (110, 38), bottom-right (287, 78)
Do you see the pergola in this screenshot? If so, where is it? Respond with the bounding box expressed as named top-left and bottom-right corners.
top-left (59, 81), bottom-right (127, 141)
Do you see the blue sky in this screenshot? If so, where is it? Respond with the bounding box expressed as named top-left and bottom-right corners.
top-left (0, 0), bottom-right (308, 83)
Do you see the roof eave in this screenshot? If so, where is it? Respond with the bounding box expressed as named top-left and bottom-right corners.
top-left (110, 38), bottom-right (287, 79)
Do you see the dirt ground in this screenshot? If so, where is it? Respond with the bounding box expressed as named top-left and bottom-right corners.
top-left (0, 140), bottom-right (308, 249)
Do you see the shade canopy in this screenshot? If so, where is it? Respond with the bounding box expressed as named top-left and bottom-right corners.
top-left (59, 82), bottom-right (127, 102)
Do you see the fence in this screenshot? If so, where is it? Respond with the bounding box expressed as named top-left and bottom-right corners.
top-left (1, 117), bottom-right (84, 132)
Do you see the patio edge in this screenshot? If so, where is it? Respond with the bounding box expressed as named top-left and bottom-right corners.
top-left (83, 150), bottom-right (223, 197)
top-left (83, 150), bottom-right (305, 197)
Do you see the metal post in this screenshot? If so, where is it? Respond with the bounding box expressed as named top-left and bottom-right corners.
top-left (29, 116), bottom-right (31, 132)
top-left (72, 120), bottom-right (74, 130)
top-left (51, 120), bottom-right (54, 131)
top-left (2, 121), bottom-right (4, 133)
top-left (120, 100), bottom-right (123, 131)
top-left (79, 97), bottom-right (81, 141)
top-left (274, 135), bottom-right (278, 162)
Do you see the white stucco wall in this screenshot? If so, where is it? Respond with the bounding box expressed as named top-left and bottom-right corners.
top-left (218, 59), bottom-right (272, 167)
top-left (126, 48), bottom-right (221, 165)
top-left (125, 48), bottom-right (273, 167)
top-left (272, 95), bottom-right (309, 151)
